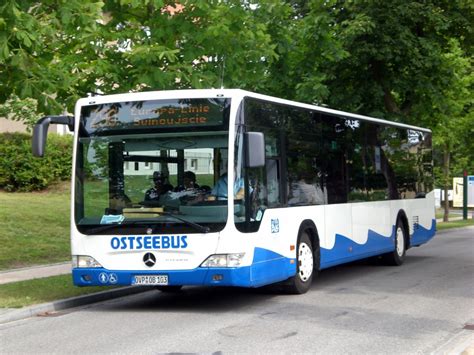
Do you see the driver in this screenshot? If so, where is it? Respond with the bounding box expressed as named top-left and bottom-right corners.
top-left (144, 171), bottom-right (172, 202)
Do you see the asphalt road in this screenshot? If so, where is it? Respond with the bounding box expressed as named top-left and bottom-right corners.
top-left (1, 227), bottom-right (473, 354)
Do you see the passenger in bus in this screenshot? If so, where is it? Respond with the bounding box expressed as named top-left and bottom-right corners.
top-left (144, 171), bottom-right (173, 203)
top-left (288, 174), bottom-right (327, 205)
top-left (174, 171), bottom-right (200, 192)
top-left (172, 171), bottom-right (205, 205)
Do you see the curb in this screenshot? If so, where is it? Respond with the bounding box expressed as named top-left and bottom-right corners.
top-left (0, 286), bottom-right (151, 325)
top-left (433, 327), bottom-right (474, 355)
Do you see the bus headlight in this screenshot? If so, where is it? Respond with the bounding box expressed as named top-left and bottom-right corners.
top-left (72, 255), bottom-right (103, 268)
top-left (201, 253), bottom-right (245, 268)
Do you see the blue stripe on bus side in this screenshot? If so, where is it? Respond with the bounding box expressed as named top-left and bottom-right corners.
top-left (320, 218), bottom-right (437, 269)
top-left (410, 219), bottom-right (436, 246)
top-left (250, 248), bottom-right (296, 287)
top-left (72, 219), bottom-right (435, 288)
top-left (320, 227), bottom-right (395, 269)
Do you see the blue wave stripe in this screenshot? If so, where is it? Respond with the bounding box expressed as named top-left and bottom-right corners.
top-left (74, 220), bottom-right (436, 288)
top-left (250, 247), bottom-right (296, 287)
top-left (411, 219), bottom-right (436, 246)
top-left (320, 227), bottom-right (395, 269)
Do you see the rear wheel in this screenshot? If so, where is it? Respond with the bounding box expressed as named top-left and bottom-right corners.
top-left (383, 218), bottom-right (407, 266)
top-left (284, 231), bottom-right (315, 294)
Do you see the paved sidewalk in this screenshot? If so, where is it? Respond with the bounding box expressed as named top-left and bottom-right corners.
top-left (0, 262), bottom-right (150, 324)
top-left (0, 262), bottom-right (71, 285)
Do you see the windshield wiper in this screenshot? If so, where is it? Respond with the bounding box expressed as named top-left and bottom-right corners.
top-left (84, 211), bottom-right (210, 235)
top-left (86, 220), bottom-right (142, 235)
top-left (141, 211), bottom-right (211, 233)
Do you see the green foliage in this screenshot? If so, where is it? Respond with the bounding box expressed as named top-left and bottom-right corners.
top-left (0, 94), bottom-right (42, 131)
top-left (321, 0), bottom-right (473, 120)
top-left (93, 0), bottom-right (280, 93)
top-left (293, 1), bottom-right (473, 192)
top-left (0, 0), bottom-right (472, 193)
top-left (430, 38), bottom-right (473, 190)
top-left (0, 0), bottom-right (283, 114)
top-left (0, 0), bottom-right (105, 113)
top-left (0, 133), bottom-right (73, 191)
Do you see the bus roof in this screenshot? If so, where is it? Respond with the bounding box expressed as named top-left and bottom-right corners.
top-left (77, 89), bottom-right (432, 134)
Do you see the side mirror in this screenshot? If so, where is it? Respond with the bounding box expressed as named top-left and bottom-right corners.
top-left (245, 132), bottom-right (265, 168)
top-left (32, 116), bottom-right (74, 157)
top-left (32, 121), bottom-right (48, 157)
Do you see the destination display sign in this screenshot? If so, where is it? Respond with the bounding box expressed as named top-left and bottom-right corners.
top-left (81, 98), bottom-right (230, 134)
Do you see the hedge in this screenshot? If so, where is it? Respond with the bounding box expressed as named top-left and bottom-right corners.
top-left (0, 132), bottom-right (73, 191)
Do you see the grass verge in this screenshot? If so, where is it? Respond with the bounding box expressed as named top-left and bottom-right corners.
top-left (0, 184), bottom-right (71, 270)
top-left (0, 274), bottom-right (116, 308)
top-left (437, 218), bottom-right (474, 230)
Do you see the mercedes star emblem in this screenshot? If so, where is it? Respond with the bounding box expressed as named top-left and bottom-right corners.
top-left (143, 252), bottom-right (156, 267)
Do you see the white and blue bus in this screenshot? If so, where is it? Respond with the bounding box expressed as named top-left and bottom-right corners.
top-left (33, 89), bottom-right (436, 294)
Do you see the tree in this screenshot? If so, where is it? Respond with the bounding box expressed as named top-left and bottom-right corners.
top-left (300, 1), bottom-right (472, 220)
top-left (0, 0), bottom-right (105, 113)
top-left (257, 0), bottom-right (346, 103)
top-left (94, 0), bottom-right (279, 93)
top-left (431, 39), bottom-right (473, 221)
top-left (0, 94), bottom-right (42, 131)
top-left (1, 0), bottom-right (472, 204)
top-left (319, 0), bottom-right (472, 121)
top-left (0, 0), bottom-right (284, 115)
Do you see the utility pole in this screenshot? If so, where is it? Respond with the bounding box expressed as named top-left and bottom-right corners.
top-left (463, 170), bottom-right (468, 220)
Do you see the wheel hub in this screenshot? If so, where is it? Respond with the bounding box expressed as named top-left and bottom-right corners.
top-left (298, 242), bottom-right (313, 282)
top-left (396, 226), bottom-right (405, 256)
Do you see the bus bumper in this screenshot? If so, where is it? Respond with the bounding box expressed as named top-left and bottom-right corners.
top-left (73, 248), bottom-right (296, 288)
top-left (72, 265), bottom-right (281, 288)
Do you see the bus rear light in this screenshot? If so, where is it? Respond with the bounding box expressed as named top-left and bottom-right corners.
top-left (72, 255), bottom-right (103, 268)
top-left (201, 253), bottom-right (245, 268)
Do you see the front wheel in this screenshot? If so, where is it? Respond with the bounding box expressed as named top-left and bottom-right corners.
top-left (383, 219), bottom-right (407, 266)
top-left (284, 231), bottom-right (315, 294)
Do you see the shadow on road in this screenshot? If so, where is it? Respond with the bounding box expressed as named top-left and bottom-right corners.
top-left (93, 253), bottom-right (436, 315)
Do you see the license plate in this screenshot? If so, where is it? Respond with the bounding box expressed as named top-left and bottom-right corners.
top-left (133, 275), bottom-right (168, 285)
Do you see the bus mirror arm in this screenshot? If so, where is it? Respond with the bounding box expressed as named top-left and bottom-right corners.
top-left (32, 115), bottom-right (74, 157)
top-left (244, 132), bottom-right (265, 168)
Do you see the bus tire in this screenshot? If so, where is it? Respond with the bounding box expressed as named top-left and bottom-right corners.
top-left (156, 286), bottom-right (183, 293)
top-left (383, 218), bottom-right (407, 266)
top-left (284, 230), bottom-right (314, 294)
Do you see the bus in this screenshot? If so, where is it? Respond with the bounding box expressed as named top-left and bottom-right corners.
top-left (32, 89), bottom-right (436, 294)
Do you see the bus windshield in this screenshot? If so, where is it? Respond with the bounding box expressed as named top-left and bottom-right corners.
top-left (75, 98), bottom-right (231, 234)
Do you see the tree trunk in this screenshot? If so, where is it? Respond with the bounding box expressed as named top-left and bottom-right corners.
top-left (443, 145), bottom-right (450, 222)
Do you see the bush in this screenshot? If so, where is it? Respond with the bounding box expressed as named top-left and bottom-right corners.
top-left (0, 132), bottom-right (73, 191)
